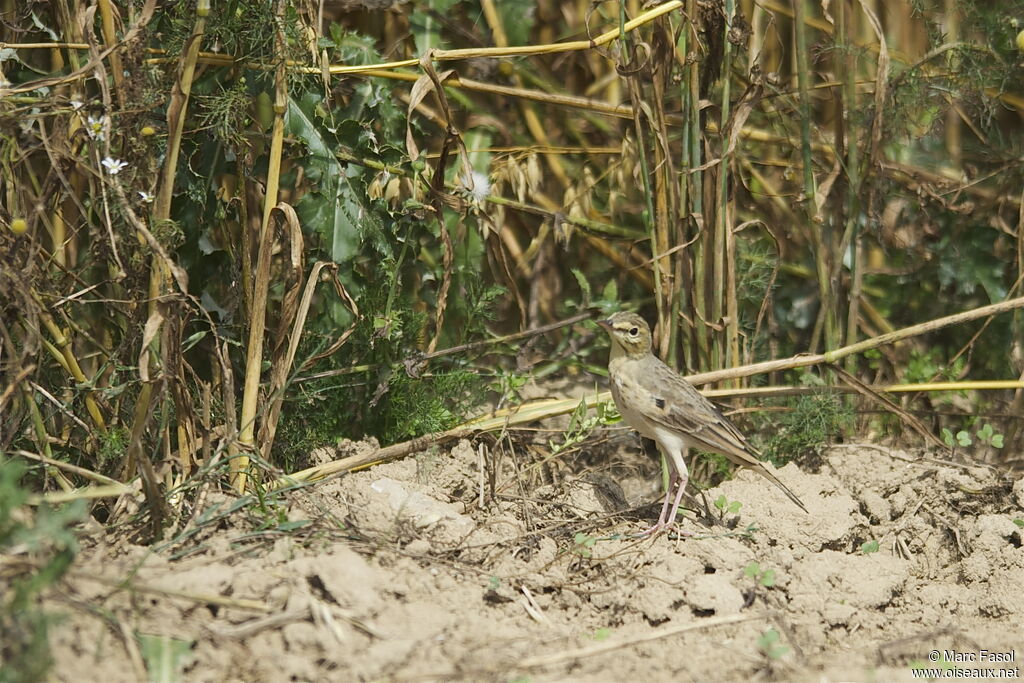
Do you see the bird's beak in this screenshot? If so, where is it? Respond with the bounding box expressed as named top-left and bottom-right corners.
top-left (596, 319), bottom-right (613, 331)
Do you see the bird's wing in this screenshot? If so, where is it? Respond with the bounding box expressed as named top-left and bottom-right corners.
top-left (632, 359), bottom-right (760, 464)
top-left (631, 358), bottom-right (809, 513)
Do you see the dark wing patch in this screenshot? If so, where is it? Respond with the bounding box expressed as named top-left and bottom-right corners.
top-left (640, 365), bottom-right (761, 460)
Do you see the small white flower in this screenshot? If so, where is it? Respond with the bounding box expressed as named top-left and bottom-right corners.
top-left (138, 191), bottom-right (154, 203)
top-left (468, 171), bottom-right (490, 202)
top-left (102, 157), bottom-right (127, 175)
top-left (87, 115), bottom-right (105, 139)
top-left (70, 100), bottom-right (84, 111)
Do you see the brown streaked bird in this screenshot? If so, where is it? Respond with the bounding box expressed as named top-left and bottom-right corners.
top-left (598, 311), bottom-right (807, 536)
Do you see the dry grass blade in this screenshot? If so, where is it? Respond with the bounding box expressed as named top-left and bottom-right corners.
top-left (515, 612), bottom-right (771, 670)
top-left (259, 257), bottom-right (342, 462)
top-left (26, 483), bottom-right (135, 506)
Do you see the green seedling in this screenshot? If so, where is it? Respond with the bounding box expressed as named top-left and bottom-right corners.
top-left (976, 423), bottom-right (1004, 448)
top-left (744, 561), bottom-right (776, 588)
top-left (942, 422), bottom-right (1004, 449)
top-left (590, 627), bottom-right (612, 641)
top-left (860, 540), bottom-right (880, 554)
top-left (573, 532), bottom-right (597, 559)
top-left (757, 628), bottom-right (789, 660)
top-left (714, 494), bottom-right (743, 518)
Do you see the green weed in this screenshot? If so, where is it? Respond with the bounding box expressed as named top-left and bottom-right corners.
top-left (0, 457), bottom-right (84, 683)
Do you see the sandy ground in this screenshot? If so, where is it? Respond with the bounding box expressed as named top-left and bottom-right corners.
top-left (46, 430), bottom-right (1024, 682)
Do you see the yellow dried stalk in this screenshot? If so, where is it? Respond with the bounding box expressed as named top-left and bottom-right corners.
top-left (27, 483), bottom-right (134, 506)
top-left (97, 0), bottom-right (124, 106)
top-left (235, 0), bottom-right (289, 493)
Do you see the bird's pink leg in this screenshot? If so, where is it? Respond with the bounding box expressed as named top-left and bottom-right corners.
top-left (663, 472), bottom-right (692, 536)
top-left (634, 471), bottom-right (682, 537)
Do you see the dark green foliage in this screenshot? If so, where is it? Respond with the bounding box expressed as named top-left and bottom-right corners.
top-left (757, 377), bottom-right (855, 465)
top-left (380, 370), bottom-right (476, 442)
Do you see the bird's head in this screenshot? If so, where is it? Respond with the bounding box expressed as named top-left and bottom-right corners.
top-left (597, 311), bottom-right (652, 359)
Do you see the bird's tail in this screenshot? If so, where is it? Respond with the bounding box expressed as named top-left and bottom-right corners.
top-left (755, 466), bottom-right (808, 513)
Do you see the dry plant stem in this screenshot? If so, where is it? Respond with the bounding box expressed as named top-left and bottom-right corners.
top-left (26, 483), bottom-right (134, 506)
top-left (112, 619), bottom-right (148, 683)
top-left (793, 0), bottom-right (830, 354)
top-left (835, 0), bottom-right (862, 374)
top-left (97, 0), bottom-right (124, 107)
top-left (692, 294), bottom-right (1024, 385)
top-left (122, 5), bottom-right (202, 481)
top-left (236, 0), bottom-right (288, 493)
top-left (0, 364), bottom-right (35, 414)
top-left (514, 612), bottom-right (771, 670)
top-left (32, 295), bottom-right (107, 433)
top-left (701, 380), bottom-right (1024, 399)
top-left (13, 450), bottom-right (125, 487)
top-left (713, 0), bottom-right (736, 374)
top-left (480, 0), bottom-right (569, 190)
top-left (259, 259), bottom-right (338, 462)
top-left (649, 15), bottom-right (677, 362)
top-left (686, 0), bottom-right (709, 370)
top-left (66, 569), bottom-right (271, 613)
top-left (273, 427), bottom-right (475, 488)
top-left (292, 311), bottom-right (592, 385)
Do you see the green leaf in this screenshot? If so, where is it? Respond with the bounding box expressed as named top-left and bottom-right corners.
top-left (1012, 519), bottom-right (1024, 528)
top-left (600, 278), bottom-right (618, 304)
top-left (743, 561), bottom-right (760, 578)
top-left (571, 268), bottom-right (591, 305)
top-left (490, 0), bottom-right (536, 46)
top-left (991, 434), bottom-right (1004, 448)
top-left (978, 423), bottom-right (994, 439)
top-left (286, 96), bottom-right (365, 264)
top-left (714, 494), bottom-right (728, 510)
top-left (410, 0), bottom-right (460, 55)
top-left (137, 634), bottom-right (194, 683)
top-left (181, 330), bottom-right (207, 353)
top-left (574, 532), bottom-right (595, 548)
top-left (941, 428), bottom-right (955, 447)
top-left (727, 501), bottom-right (742, 514)
top-left (760, 569), bottom-right (776, 587)
top-left (591, 627), bottom-right (612, 641)
top-left (860, 540), bottom-right (880, 554)
top-left (956, 430), bottom-right (972, 447)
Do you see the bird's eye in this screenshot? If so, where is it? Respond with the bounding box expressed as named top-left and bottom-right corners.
top-left (629, 327), bottom-right (639, 336)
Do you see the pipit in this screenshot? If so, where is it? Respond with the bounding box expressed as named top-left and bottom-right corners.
top-left (598, 312), bottom-right (807, 536)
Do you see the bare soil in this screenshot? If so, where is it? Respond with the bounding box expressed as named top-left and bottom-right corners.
top-left (47, 431), bottom-right (1024, 682)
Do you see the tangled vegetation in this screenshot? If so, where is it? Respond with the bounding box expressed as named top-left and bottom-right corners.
top-left (1, 0), bottom-right (1023, 675)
